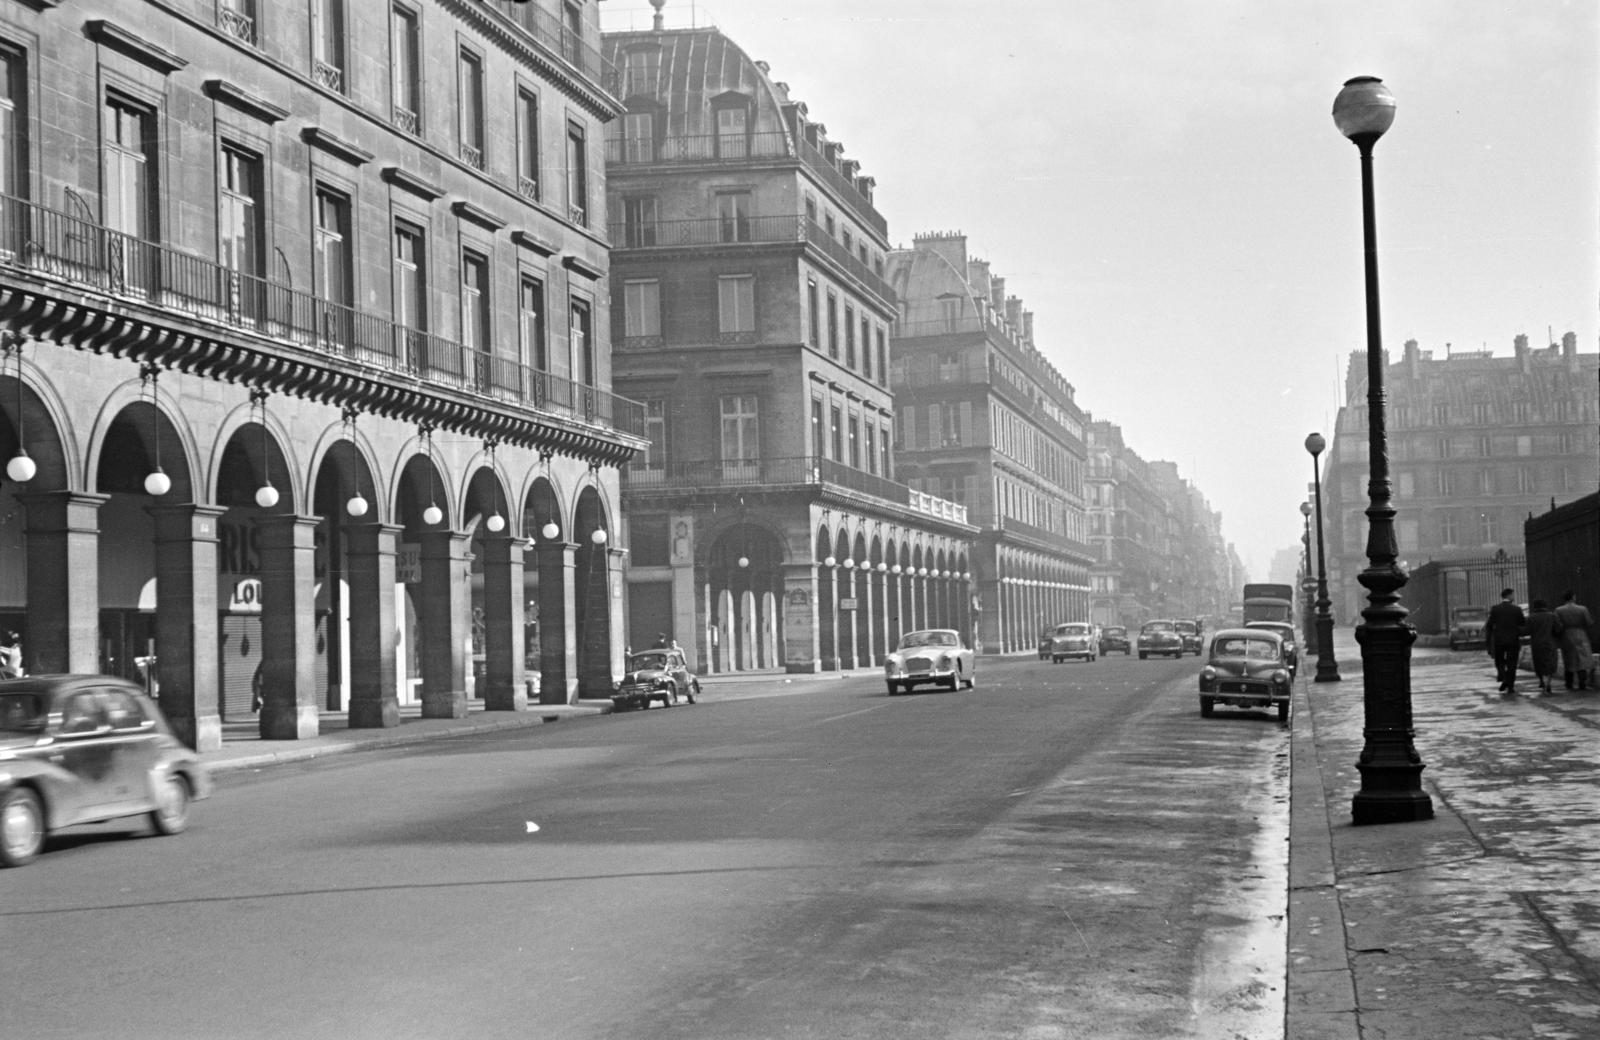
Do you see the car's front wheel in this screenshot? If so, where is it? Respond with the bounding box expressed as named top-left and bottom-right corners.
top-left (1199, 696), bottom-right (1215, 718)
top-left (149, 773), bottom-right (190, 836)
top-left (886, 681), bottom-right (901, 696)
top-left (0, 787), bottom-right (44, 867)
top-left (1278, 701), bottom-right (1290, 723)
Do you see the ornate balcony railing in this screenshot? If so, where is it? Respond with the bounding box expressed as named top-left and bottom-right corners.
top-left (480, 0), bottom-right (615, 89)
top-left (622, 453), bottom-right (967, 524)
top-left (312, 59), bottom-right (343, 93)
top-left (391, 106), bottom-right (419, 135)
top-left (794, 135), bottom-right (886, 237)
top-left (0, 192), bottom-right (644, 437)
top-left (604, 130), bottom-right (791, 166)
top-left (218, 7), bottom-right (255, 44)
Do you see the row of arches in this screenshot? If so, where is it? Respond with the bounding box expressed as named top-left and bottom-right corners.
top-left (0, 357), bottom-right (623, 749)
top-left (986, 545), bottom-right (1091, 653)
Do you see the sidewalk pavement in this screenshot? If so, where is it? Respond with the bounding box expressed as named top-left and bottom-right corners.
top-left (1288, 640), bottom-right (1600, 1039)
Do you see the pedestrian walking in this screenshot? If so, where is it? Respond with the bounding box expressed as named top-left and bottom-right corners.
top-left (0, 631), bottom-right (24, 678)
top-left (1554, 590), bottom-right (1594, 690)
top-left (1485, 588), bottom-right (1525, 694)
top-left (1523, 599), bottom-right (1563, 695)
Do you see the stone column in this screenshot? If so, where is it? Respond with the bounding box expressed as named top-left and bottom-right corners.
top-left (146, 503), bottom-right (224, 751)
top-left (21, 490), bottom-right (107, 675)
top-left (576, 544), bottom-right (614, 697)
top-left (344, 522), bottom-right (401, 728)
top-left (819, 564), bottom-right (838, 671)
top-left (606, 545), bottom-right (627, 686)
top-left (419, 527), bottom-right (471, 718)
top-left (840, 566), bottom-right (859, 669)
top-left (782, 562), bottom-right (819, 673)
top-left (481, 533), bottom-right (527, 711)
top-left (535, 540), bottom-right (577, 704)
top-left (258, 514), bottom-right (320, 740)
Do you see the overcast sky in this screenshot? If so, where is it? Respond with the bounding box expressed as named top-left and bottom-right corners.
top-left (602, 0), bottom-right (1599, 583)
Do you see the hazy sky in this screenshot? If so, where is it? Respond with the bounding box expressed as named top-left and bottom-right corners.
top-left (602, 1), bottom-right (1599, 582)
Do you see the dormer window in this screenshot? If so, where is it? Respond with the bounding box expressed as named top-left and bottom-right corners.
top-left (623, 45), bottom-right (660, 98)
top-left (711, 91), bottom-right (752, 159)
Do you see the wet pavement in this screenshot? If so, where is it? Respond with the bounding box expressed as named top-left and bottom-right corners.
top-left (1290, 641), bottom-right (1600, 1039)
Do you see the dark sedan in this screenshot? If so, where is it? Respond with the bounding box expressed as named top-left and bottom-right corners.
top-left (1198, 629), bottom-right (1292, 722)
top-left (612, 648), bottom-right (700, 711)
top-left (1100, 625), bottom-right (1132, 655)
top-left (0, 675), bottom-right (211, 867)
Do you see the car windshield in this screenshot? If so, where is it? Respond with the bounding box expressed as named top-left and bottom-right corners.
top-left (1055, 624), bottom-right (1090, 636)
top-left (900, 631), bottom-right (958, 649)
top-left (1216, 638), bottom-right (1279, 661)
top-left (1175, 622), bottom-right (1196, 632)
top-left (0, 692), bottom-right (46, 734)
top-left (1143, 622), bottom-right (1174, 633)
top-left (628, 652), bottom-right (672, 671)
top-left (1105, 627), bottom-right (1126, 636)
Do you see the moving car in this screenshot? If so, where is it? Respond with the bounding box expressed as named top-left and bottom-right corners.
top-left (612, 648), bottom-right (699, 711)
top-left (1174, 619), bottom-right (1203, 655)
top-left (1245, 620), bottom-right (1301, 677)
top-left (1447, 606), bottom-right (1488, 651)
top-left (885, 629), bottom-right (975, 694)
top-left (1198, 628), bottom-right (1292, 722)
top-left (0, 675), bottom-right (212, 868)
top-left (1137, 619), bottom-right (1185, 659)
top-left (1100, 625), bottom-right (1132, 655)
top-left (1048, 622), bottom-right (1099, 662)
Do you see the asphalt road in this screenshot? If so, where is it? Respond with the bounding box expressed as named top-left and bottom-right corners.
top-left (2, 652), bottom-right (1291, 1040)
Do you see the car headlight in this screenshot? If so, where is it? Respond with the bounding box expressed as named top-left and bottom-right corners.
top-left (1272, 669), bottom-right (1291, 685)
top-left (1200, 666), bottom-right (1217, 681)
top-left (938, 654), bottom-right (952, 668)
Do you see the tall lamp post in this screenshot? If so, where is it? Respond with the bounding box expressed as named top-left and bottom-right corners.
top-left (1305, 432), bottom-right (1342, 683)
top-left (1300, 502), bottom-right (1317, 654)
top-left (1334, 75), bottom-right (1431, 823)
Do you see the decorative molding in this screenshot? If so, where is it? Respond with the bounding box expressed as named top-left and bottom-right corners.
top-left (511, 229), bottom-right (560, 256)
top-left (203, 79), bottom-right (289, 123)
top-left (86, 20), bottom-right (188, 75)
top-left (300, 127), bottom-right (374, 166)
top-left (450, 200), bottom-right (506, 232)
top-left (561, 253), bottom-right (605, 281)
top-left (381, 166), bottom-right (445, 201)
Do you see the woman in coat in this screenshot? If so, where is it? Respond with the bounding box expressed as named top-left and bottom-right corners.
top-left (1523, 600), bottom-right (1563, 695)
top-left (1554, 591), bottom-right (1595, 690)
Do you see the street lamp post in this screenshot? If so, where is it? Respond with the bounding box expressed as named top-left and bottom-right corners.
top-left (1300, 502), bottom-right (1317, 654)
top-left (1333, 76), bottom-right (1431, 823)
top-left (1306, 432), bottom-right (1343, 683)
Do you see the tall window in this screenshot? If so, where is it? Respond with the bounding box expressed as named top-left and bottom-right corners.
top-left (621, 196), bottom-right (656, 248)
top-left (716, 191), bottom-right (750, 243)
top-left (461, 250), bottom-right (489, 354)
top-left (643, 399), bottom-right (667, 470)
top-left (392, 5), bottom-right (421, 133)
top-left (313, 186), bottom-right (352, 345)
top-left (715, 106), bottom-right (747, 158)
top-left (312, 0), bottom-right (346, 92)
top-left (720, 395), bottom-right (759, 478)
top-left (624, 47), bottom-right (659, 97)
top-left (829, 404), bottom-right (842, 460)
top-left (864, 424), bottom-right (877, 474)
top-left (880, 423), bottom-right (891, 477)
top-left (1477, 435), bottom-right (1492, 457)
top-left (220, 0), bottom-right (257, 44)
top-left (844, 303), bottom-right (856, 367)
top-left (1439, 514), bottom-right (1458, 545)
top-left (861, 316), bottom-right (872, 380)
top-left (1433, 403), bottom-right (1448, 425)
top-left (623, 279), bottom-right (661, 339)
top-left (1479, 512), bottom-right (1497, 545)
top-left (1477, 469), bottom-right (1492, 495)
top-left (520, 276), bottom-right (546, 371)
top-left (848, 414), bottom-right (860, 468)
top-left (876, 328), bottom-right (887, 386)
top-left (811, 397), bottom-right (824, 461)
top-left (566, 121), bottom-right (588, 225)
top-left (0, 46), bottom-right (24, 256)
top-left (806, 277), bottom-right (820, 348)
top-left (561, 1), bottom-right (583, 64)
top-left (220, 143), bottom-right (265, 321)
top-left (1473, 400), bottom-right (1490, 423)
top-left (516, 88), bottom-right (539, 198)
top-left (393, 222), bottom-right (426, 366)
top-left (717, 275), bottom-right (754, 336)
top-left (1517, 467), bottom-right (1535, 493)
top-left (1435, 469), bottom-right (1453, 496)
top-left (622, 111), bottom-right (654, 164)
top-left (569, 297), bottom-right (593, 385)
top-left (826, 291), bottom-right (839, 359)
top-left (458, 49), bottom-right (485, 170)
top-left (105, 95), bottom-right (156, 293)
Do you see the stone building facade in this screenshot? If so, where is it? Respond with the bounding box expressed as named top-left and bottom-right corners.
top-left (0, 0), bottom-right (644, 749)
top-left (601, 24), bottom-right (974, 674)
top-left (886, 232), bottom-right (1093, 653)
top-left (1322, 333), bottom-right (1597, 623)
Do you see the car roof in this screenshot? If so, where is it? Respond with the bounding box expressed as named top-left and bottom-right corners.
top-left (1214, 627), bottom-right (1283, 642)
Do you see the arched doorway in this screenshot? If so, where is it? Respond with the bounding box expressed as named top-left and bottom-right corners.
top-left (573, 485), bottom-right (612, 696)
top-left (706, 522), bottom-right (784, 671)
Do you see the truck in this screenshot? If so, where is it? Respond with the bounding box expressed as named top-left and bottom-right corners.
top-left (1241, 583), bottom-right (1295, 625)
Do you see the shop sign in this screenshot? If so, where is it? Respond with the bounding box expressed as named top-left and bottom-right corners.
top-left (397, 543), bottom-right (422, 584)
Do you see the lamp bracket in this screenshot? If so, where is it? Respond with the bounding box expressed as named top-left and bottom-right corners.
top-left (248, 387), bottom-right (269, 407)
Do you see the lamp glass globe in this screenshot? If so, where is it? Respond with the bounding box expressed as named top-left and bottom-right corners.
top-left (6, 451), bottom-right (35, 483)
top-left (255, 484), bottom-right (279, 509)
top-left (590, 528), bottom-right (607, 545)
top-left (346, 494), bottom-right (369, 518)
top-left (1332, 76), bottom-right (1395, 140)
top-left (144, 467), bottom-right (171, 497)
top-left (824, 556), bottom-right (836, 568)
top-left (737, 556), bottom-right (750, 568)
top-left (487, 513), bottom-right (506, 533)
top-left (541, 522), bottom-right (560, 540)
top-left (423, 503), bottom-right (443, 526)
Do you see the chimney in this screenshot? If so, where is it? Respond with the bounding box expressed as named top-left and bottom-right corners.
top-left (1023, 310), bottom-right (1034, 346)
top-left (1403, 337), bottom-right (1421, 378)
top-left (1563, 330), bottom-right (1578, 358)
top-left (1005, 296), bottom-right (1023, 331)
top-left (966, 258), bottom-right (990, 297)
top-left (913, 231), bottom-right (967, 271)
top-left (990, 277), bottom-right (1005, 312)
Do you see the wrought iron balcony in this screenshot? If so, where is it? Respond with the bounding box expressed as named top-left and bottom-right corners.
top-left (604, 130), bottom-right (791, 166)
top-left (622, 453), bottom-right (967, 525)
top-left (0, 192), bottom-right (644, 438)
top-left (479, 1), bottom-right (615, 90)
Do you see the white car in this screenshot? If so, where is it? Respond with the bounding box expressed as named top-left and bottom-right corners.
top-left (884, 629), bottom-right (976, 694)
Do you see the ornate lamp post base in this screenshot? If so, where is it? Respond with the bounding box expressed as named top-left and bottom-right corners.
top-left (1350, 605), bottom-right (1432, 825)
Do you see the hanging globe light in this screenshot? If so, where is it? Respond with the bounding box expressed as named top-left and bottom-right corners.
top-left (423, 502), bottom-right (443, 526)
top-left (143, 466), bottom-right (171, 497)
top-left (541, 521), bottom-right (560, 540)
top-left (255, 484), bottom-right (279, 509)
top-left (487, 513), bottom-right (506, 533)
top-left (6, 448), bottom-right (35, 483)
top-left (346, 493), bottom-right (369, 517)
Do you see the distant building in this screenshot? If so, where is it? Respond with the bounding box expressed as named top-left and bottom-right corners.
top-left (1323, 333), bottom-right (1597, 621)
top-left (887, 233), bottom-right (1092, 652)
top-left (602, 22), bottom-right (975, 673)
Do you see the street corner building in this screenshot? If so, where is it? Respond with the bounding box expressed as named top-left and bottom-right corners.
top-left (600, 21), bottom-right (977, 674)
top-left (0, 0), bottom-right (648, 749)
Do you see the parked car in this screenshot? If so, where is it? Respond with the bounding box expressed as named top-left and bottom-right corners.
top-left (1048, 622), bottom-right (1099, 662)
top-left (1100, 625), bottom-right (1132, 655)
top-left (1137, 619), bottom-right (1185, 659)
top-left (1174, 619), bottom-right (1203, 655)
top-left (885, 629), bottom-right (976, 694)
top-left (1447, 606), bottom-right (1488, 651)
top-left (1245, 620), bottom-right (1301, 677)
top-left (1198, 629), bottom-right (1292, 722)
top-left (0, 675), bottom-right (212, 868)
top-left (611, 648), bottom-right (699, 711)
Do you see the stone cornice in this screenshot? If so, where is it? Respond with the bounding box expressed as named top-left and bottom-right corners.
top-left (300, 127), bottom-right (374, 166)
top-left (203, 79), bottom-right (290, 123)
top-left (86, 20), bottom-right (188, 75)
top-left (381, 166), bottom-right (446, 201)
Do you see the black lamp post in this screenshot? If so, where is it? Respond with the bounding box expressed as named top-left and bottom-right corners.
top-left (1305, 432), bottom-right (1342, 683)
top-left (1300, 501), bottom-right (1317, 653)
top-left (1334, 75), bottom-right (1431, 823)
